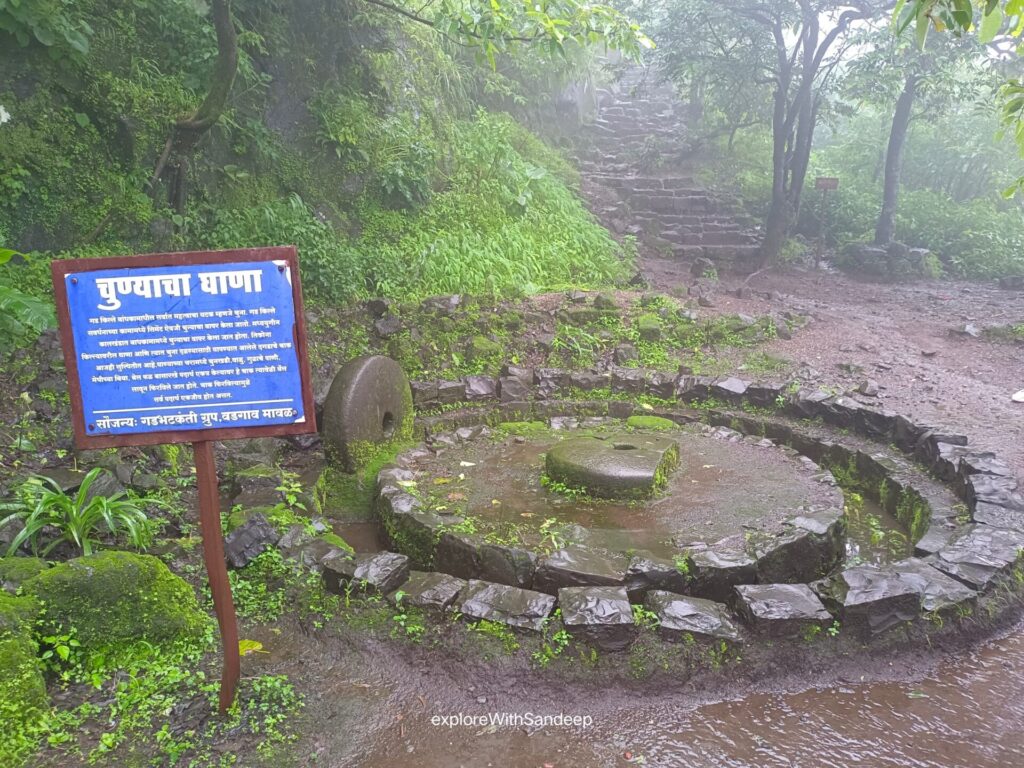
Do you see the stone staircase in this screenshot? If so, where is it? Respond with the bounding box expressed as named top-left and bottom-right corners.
top-left (575, 66), bottom-right (761, 268)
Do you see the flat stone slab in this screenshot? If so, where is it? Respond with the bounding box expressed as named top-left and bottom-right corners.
top-left (544, 433), bottom-right (679, 499)
top-left (558, 586), bottom-right (637, 651)
top-left (892, 558), bottom-right (977, 615)
top-left (931, 525), bottom-right (1024, 590)
top-left (387, 570), bottom-right (465, 613)
top-left (827, 564), bottom-right (922, 638)
top-left (322, 551), bottom-right (410, 596)
top-left (533, 546), bottom-right (629, 594)
top-left (458, 579), bottom-right (556, 632)
top-left (734, 583), bottom-right (832, 638)
top-left (645, 590), bottom-right (740, 644)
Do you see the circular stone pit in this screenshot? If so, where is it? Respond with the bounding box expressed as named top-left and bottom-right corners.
top-left (407, 421), bottom-right (843, 559)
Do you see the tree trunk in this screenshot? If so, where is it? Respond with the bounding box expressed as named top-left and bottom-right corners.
top-left (149, 0), bottom-right (238, 216)
top-left (875, 74), bottom-right (918, 245)
top-left (760, 79), bottom-right (791, 267)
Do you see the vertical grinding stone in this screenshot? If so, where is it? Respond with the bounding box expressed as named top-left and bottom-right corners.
top-left (322, 356), bottom-right (413, 472)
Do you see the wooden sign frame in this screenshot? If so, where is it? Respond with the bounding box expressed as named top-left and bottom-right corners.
top-left (50, 245), bottom-right (318, 714)
top-left (51, 246), bottom-right (317, 450)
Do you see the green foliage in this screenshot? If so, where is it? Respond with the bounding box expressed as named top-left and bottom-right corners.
top-left (355, 110), bottom-right (631, 298)
top-left (1, 468), bottom-right (155, 557)
top-left (22, 550), bottom-right (209, 663)
top-left (0, 591), bottom-right (47, 767)
top-left (632, 604), bottom-right (660, 631)
top-left (0, 0), bottom-right (92, 55)
top-left (469, 619), bottom-right (521, 654)
top-left (228, 549), bottom-right (292, 624)
top-left (0, 251), bottom-right (55, 343)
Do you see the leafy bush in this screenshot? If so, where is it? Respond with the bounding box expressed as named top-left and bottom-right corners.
top-left (1, 468), bottom-right (154, 557)
top-left (0, 249), bottom-right (55, 342)
top-left (200, 194), bottom-right (364, 302)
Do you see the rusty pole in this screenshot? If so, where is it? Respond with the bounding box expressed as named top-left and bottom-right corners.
top-left (193, 440), bottom-right (240, 714)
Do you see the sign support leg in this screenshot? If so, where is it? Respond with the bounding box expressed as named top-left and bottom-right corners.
top-left (193, 439), bottom-right (240, 714)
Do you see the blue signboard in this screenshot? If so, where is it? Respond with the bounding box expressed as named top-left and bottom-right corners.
top-left (63, 258), bottom-right (308, 438)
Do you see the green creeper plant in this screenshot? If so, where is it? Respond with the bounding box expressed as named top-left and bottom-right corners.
top-left (0, 468), bottom-right (155, 556)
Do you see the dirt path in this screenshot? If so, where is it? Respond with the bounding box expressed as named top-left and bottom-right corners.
top-left (643, 256), bottom-right (1024, 466)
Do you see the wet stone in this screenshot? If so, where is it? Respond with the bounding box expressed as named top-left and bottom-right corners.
top-left (745, 383), bottom-right (785, 409)
top-left (752, 509), bottom-right (844, 584)
top-left (410, 381), bottom-right (438, 408)
top-left (625, 552), bottom-right (689, 601)
top-left (973, 501), bottom-right (1024, 532)
top-left (289, 538), bottom-right (345, 571)
top-left (611, 367), bottom-right (645, 394)
top-left (373, 314), bottom-right (402, 337)
top-left (712, 377), bottom-right (750, 400)
top-left (536, 368), bottom-right (571, 397)
top-left (646, 371), bottom-right (678, 399)
top-left (435, 531), bottom-right (483, 580)
top-left (455, 425), bottom-right (489, 442)
top-left (913, 523), bottom-right (958, 557)
top-left (645, 590), bottom-right (741, 644)
top-left (498, 376), bottom-right (532, 403)
top-left (464, 375), bottom-right (498, 402)
top-left (224, 513), bottom-right (280, 569)
top-left (501, 365), bottom-right (535, 384)
top-left (322, 355), bottom-right (411, 472)
top-left (436, 380), bottom-right (466, 405)
top-left (733, 583), bottom-right (832, 638)
top-left (458, 579), bottom-right (556, 631)
top-left (687, 548), bottom-right (757, 603)
top-left (892, 558), bottom-right (977, 615)
top-left (544, 433), bottom-right (679, 500)
top-left (967, 474), bottom-right (1024, 511)
top-left (931, 525), bottom-right (1024, 590)
top-left (570, 371), bottom-right (609, 391)
top-left (826, 564), bottom-right (922, 638)
top-left (323, 551), bottom-right (410, 596)
top-left (387, 570), bottom-right (465, 613)
top-left (277, 523), bottom-right (313, 557)
top-left (533, 546), bottom-right (629, 595)
top-left (478, 544), bottom-right (537, 589)
top-left (558, 586), bottom-right (637, 651)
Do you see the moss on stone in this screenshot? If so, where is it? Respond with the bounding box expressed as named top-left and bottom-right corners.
top-left (465, 334), bottom-right (502, 362)
top-left (0, 556), bottom-right (48, 592)
top-left (626, 415), bottom-right (677, 431)
top-left (495, 420), bottom-right (549, 437)
top-left (0, 591), bottom-right (46, 765)
top-left (319, 532), bottom-right (354, 553)
top-left (22, 551), bottom-right (208, 658)
top-left (636, 313), bottom-right (663, 341)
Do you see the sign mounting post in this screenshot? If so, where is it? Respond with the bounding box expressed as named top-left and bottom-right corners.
top-left (51, 246), bottom-right (316, 713)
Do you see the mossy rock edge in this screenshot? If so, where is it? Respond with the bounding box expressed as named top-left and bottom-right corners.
top-left (22, 550), bottom-right (208, 656)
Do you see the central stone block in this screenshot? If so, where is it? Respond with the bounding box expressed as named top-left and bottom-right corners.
top-left (544, 433), bottom-right (680, 499)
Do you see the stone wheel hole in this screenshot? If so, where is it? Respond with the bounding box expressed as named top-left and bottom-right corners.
top-left (613, 442), bottom-right (638, 451)
top-left (381, 411), bottom-right (396, 439)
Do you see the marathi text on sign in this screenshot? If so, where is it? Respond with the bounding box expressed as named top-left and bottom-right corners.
top-left (63, 259), bottom-right (307, 438)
